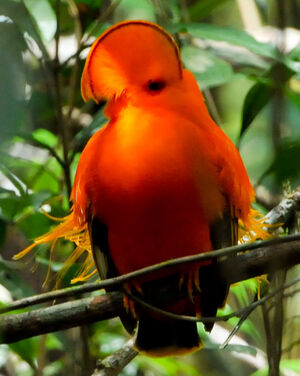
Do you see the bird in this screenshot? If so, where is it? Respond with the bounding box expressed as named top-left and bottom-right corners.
top-left (15, 20), bottom-right (268, 356)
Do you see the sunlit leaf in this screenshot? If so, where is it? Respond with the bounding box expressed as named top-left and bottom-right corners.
top-left (32, 129), bottom-right (58, 149)
top-left (45, 334), bottom-right (64, 351)
top-left (23, 0), bottom-right (57, 42)
top-left (113, 0), bottom-right (156, 22)
top-left (287, 43), bottom-right (300, 61)
top-left (0, 0), bottom-right (49, 59)
top-left (0, 344), bottom-right (9, 368)
top-left (138, 355), bottom-right (200, 376)
top-left (281, 359), bottom-right (300, 373)
top-left (181, 45), bottom-right (234, 89)
top-left (285, 87), bottom-right (300, 109)
top-left (250, 368), bottom-right (268, 376)
top-left (0, 164), bottom-right (27, 196)
top-left (223, 344), bottom-right (257, 356)
top-left (173, 23), bottom-right (277, 59)
top-left (9, 338), bottom-right (38, 369)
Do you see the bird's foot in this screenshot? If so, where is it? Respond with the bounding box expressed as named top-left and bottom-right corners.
top-left (123, 281), bottom-right (143, 318)
top-left (179, 266), bottom-right (202, 317)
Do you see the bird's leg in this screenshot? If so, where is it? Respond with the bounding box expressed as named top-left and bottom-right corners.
top-left (188, 265), bottom-right (202, 317)
top-left (179, 264), bottom-right (202, 317)
top-left (123, 281), bottom-right (143, 318)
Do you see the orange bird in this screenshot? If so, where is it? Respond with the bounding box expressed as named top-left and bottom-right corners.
top-left (16, 20), bottom-right (267, 356)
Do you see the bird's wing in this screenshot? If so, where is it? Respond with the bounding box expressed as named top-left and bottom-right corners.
top-left (89, 216), bottom-right (137, 334)
top-left (200, 203), bottom-right (238, 331)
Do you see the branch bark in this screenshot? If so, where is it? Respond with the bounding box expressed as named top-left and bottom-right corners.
top-left (91, 339), bottom-right (138, 376)
top-left (0, 292), bottom-right (123, 343)
top-left (1, 233), bottom-right (300, 317)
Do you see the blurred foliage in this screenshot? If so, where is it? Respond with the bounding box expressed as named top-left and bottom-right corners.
top-left (0, 0), bottom-right (300, 375)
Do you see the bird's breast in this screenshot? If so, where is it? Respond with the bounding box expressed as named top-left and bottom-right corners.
top-left (83, 107), bottom-right (225, 273)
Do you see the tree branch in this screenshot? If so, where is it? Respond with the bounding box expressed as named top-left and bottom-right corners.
top-left (0, 292), bottom-right (123, 343)
top-left (91, 339), bottom-right (138, 376)
top-left (1, 191), bottom-right (299, 352)
top-left (1, 237), bottom-right (300, 343)
top-left (2, 233), bottom-right (300, 316)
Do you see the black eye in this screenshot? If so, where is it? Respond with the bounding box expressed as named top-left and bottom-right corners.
top-left (147, 80), bottom-right (165, 92)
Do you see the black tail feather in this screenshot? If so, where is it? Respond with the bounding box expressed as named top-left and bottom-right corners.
top-left (135, 315), bottom-right (200, 356)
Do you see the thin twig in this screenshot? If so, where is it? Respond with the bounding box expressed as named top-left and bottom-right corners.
top-left (124, 277), bottom-right (300, 324)
top-left (1, 277), bottom-right (299, 344)
top-left (3, 233), bottom-right (300, 315)
top-left (4, 233), bottom-right (300, 315)
top-left (220, 300), bottom-right (257, 349)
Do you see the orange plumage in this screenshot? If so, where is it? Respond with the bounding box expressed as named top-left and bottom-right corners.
top-left (16, 20), bottom-right (267, 356)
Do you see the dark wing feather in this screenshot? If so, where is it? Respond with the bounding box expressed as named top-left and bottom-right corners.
top-left (202, 205), bottom-right (238, 331)
top-left (89, 216), bottom-right (137, 334)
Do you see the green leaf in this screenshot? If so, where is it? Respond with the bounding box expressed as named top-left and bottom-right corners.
top-left (0, 344), bottom-right (9, 368)
top-left (181, 45), bottom-right (234, 89)
top-left (287, 43), bottom-right (300, 61)
top-left (240, 81), bottom-right (273, 139)
top-left (285, 88), bottom-right (300, 109)
top-left (9, 338), bottom-right (38, 369)
top-left (0, 195), bottom-right (23, 221)
top-left (189, 0), bottom-right (232, 21)
top-left (0, 164), bottom-right (26, 196)
top-left (73, 108), bottom-right (107, 154)
top-left (231, 280), bottom-right (254, 306)
top-left (23, 0), bottom-right (57, 42)
top-left (0, 0), bottom-right (49, 59)
top-left (138, 356), bottom-right (200, 376)
top-left (250, 368), bottom-right (268, 376)
top-left (27, 191), bottom-right (52, 209)
top-left (0, 263), bottom-right (33, 299)
top-left (18, 212), bottom-right (51, 238)
top-left (35, 256), bottom-right (64, 272)
top-left (32, 129), bottom-right (58, 149)
top-left (268, 138), bottom-right (300, 184)
top-left (113, 0), bottom-right (156, 22)
top-left (178, 23), bottom-right (277, 59)
top-left (0, 22), bottom-right (27, 145)
top-left (281, 359), bottom-right (300, 373)
top-left (223, 344), bottom-right (257, 356)
top-left (228, 315), bottom-right (262, 344)
top-left (45, 333), bottom-right (64, 351)
top-left (84, 21), bottom-right (111, 38)
top-left (74, 0), bottom-right (103, 6)
top-left (240, 63), bottom-right (295, 140)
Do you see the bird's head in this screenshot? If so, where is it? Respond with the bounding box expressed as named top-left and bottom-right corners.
top-left (81, 20), bottom-right (184, 104)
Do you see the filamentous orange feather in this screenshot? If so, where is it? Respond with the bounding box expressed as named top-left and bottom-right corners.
top-left (16, 20), bottom-right (268, 356)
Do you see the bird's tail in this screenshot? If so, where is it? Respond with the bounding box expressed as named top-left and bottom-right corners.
top-left (135, 314), bottom-right (201, 356)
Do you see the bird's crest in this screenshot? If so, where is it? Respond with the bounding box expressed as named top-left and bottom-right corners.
top-left (81, 20), bottom-right (183, 102)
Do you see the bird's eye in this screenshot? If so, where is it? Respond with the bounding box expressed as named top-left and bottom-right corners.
top-left (147, 80), bottom-right (166, 92)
